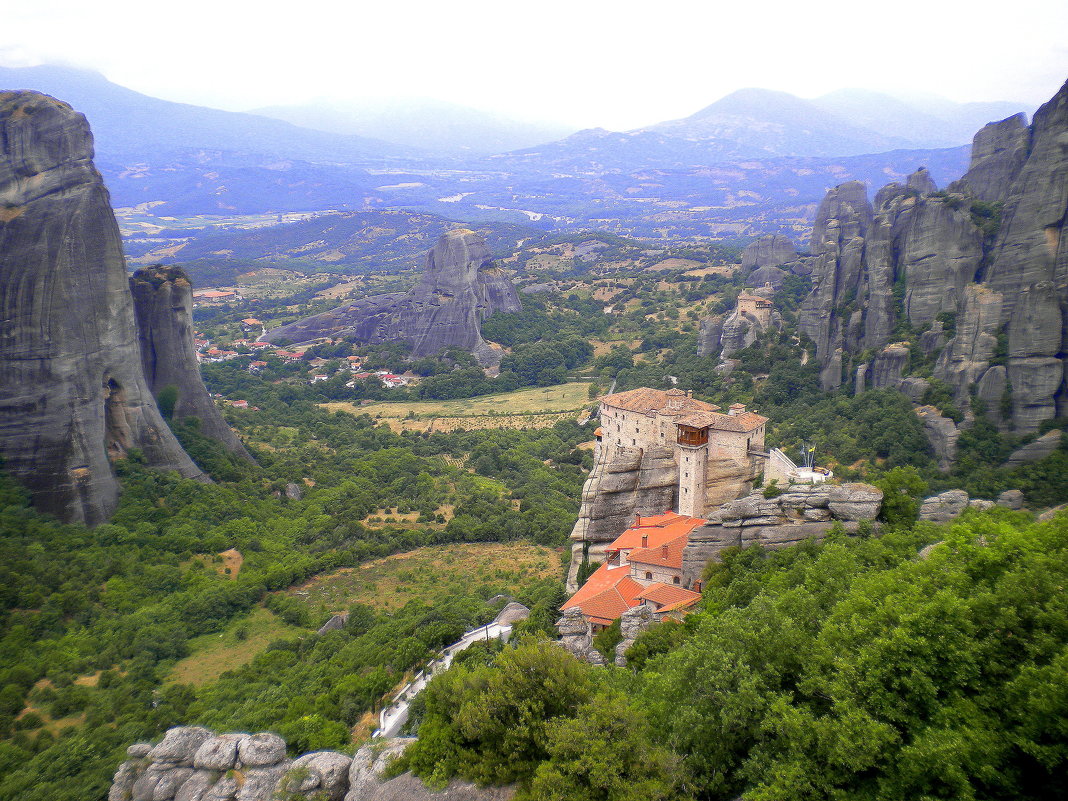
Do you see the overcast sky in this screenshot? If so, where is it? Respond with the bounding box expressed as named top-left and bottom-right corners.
top-left (2, 0), bottom-right (1065, 130)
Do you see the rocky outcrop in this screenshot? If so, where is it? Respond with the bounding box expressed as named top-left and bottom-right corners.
top-left (263, 229), bottom-right (520, 365)
top-left (613, 604), bottom-right (654, 667)
top-left (950, 114), bottom-right (1030, 203)
top-left (1003, 429), bottom-right (1063, 467)
top-left (918, 489), bottom-right (971, 522)
top-left (130, 265), bottom-right (252, 461)
top-left (696, 314), bottom-right (724, 357)
top-left (915, 405), bottom-right (960, 471)
top-left (869, 343), bottom-right (910, 389)
top-left (680, 483), bottom-right (882, 585)
top-left (778, 80), bottom-right (1068, 434)
top-left (997, 489), bottom-right (1025, 509)
top-left (557, 607), bottom-right (604, 665)
top-left (110, 728), bottom-right (513, 801)
top-left (741, 234), bottom-right (797, 272)
top-left (0, 91), bottom-right (205, 525)
top-left (566, 445), bottom-right (677, 591)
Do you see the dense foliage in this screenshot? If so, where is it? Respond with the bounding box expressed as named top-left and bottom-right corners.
top-left (402, 510), bottom-right (1068, 800)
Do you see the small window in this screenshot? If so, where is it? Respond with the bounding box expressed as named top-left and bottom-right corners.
top-left (632, 439), bottom-right (636, 446)
top-left (645, 572), bottom-right (652, 580)
top-left (684, 472), bottom-right (689, 478)
top-left (673, 576), bottom-right (680, 585)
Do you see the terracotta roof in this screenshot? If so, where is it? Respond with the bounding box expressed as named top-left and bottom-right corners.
top-left (655, 596), bottom-right (703, 614)
top-left (628, 534), bottom-right (688, 570)
top-left (562, 563), bottom-right (645, 625)
top-left (738, 292), bottom-right (773, 306)
top-left (636, 583), bottom-right (702, 608)
top-left (601, 387), bottom-right (719, 416)
top-left (674, 409), bottom-right (768, 432)
top-left (607, 512), bottom-right (705, 552)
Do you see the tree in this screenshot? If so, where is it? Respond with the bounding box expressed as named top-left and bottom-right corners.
top-left (875, 466), bottom-right (928, 527)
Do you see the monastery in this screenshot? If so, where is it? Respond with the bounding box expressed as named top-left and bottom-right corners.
top-left (595, 386), bottom-right (768, 517)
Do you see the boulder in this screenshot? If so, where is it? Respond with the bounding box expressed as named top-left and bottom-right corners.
top-left (193, 734), bottom-right (246, 770)
top-left (492, 602), bottom-right (530, 626)
top-left (918, 489), bottom-right (970, 522)
top-left (614, 604), bottom-right (654, 667)
top-left (317, 613), bottom-right (350, 636)
top-left (236, 733), bottom-right (287, 768)
top-left (997, 489), bottom-right (1025, 509)
top-left (285, 752), bottom-right (352, 801)
top-left (826, 483), bottom-right (883, 520)
top-left (915, 405), bottom-right (960, 471)
top-left (147, 727), bottom-right (214, 766)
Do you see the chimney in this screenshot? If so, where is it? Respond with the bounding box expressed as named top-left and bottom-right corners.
top-left (662, 544), bottom-right (669, 557)
top-left (694, 580), bottom-right (703, 593)
top-left (641, 534), bottom-right (648, 548)
top-left (635, 513), bottom-right (641, 527)
top-left (686, 390), bottom-right (693, 398)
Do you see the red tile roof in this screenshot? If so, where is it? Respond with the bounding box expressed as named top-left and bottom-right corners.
top-left (628, 535), bottom-right (688, 570)
top-left (601, 387), bottom-right (720, 415)
top-left (674, 409), bottom-right (768, 432)
top-left (562, 563), bottom-right (645, 626)
top-left (636, 583), bottom-right (701, 608)
top-left (607, 511), bottom-right (705, 552)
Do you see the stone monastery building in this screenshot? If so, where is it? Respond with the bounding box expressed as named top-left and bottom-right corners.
top-left (597, 387), bottom-right (768, 517)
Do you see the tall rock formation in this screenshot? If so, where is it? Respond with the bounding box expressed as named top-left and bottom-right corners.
top-left (785, 79), bottom-right (1068, 434)
top-left (263, 229), bottom-right (521, 364)
top-left (130, 265), bottom-right (252, 460)
top-left (566, 444), bottom-right (677, 591)
top-left (0, 91), bottom-right (204, 524)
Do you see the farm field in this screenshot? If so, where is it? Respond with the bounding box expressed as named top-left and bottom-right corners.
top-left (288, 542), bottom-right (563, 613)
top-left (320, 381), bottom-right (594, 432)
top-left (166, 606), bottom-right (303, 687)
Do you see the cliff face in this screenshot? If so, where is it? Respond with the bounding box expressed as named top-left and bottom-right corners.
top-left (565, 444), bottom-right (677, 591)
top-left (790, 79), bottom-right (1068, 434)
top-left (0, 91), bottom-right (204, 525)
top-left (264, 229), bottom-right (520, 364)
top-left (130, 265), bottom-right (252, 461)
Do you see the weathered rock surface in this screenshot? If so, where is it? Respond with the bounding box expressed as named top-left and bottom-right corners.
top-left (950, 114), bottom-right (1030, 203)
top-left (918, 489), bottom-right (970, 522)
top-left (130, 265), bottom-right (252, 460)
top-left (345, 738), bottom-right (515, 801)
top-left (741, 234), bottom-right (797, 271)
top-left (778, 80), bottom-right (1068, 435)
top-left (915, 405), bottom-right (960, 471)
top-left (0, 91), bottom-right (205, 524)
top-left (869, 343), bottom-right (909, 389)
top-left (264, 229), bottom-right (520, 365)
top-left (566, 445), bottom-right (677, 591)
top-left (1003, 429), bottom-right (1063, 467)
top-left (997, 489), bottom-right (1026, 509)
top-left (112, 728), bottom-right (513, 801)
top-left (614, 604), bottom-right (654, 667)
top-left (681, 483), bottom-right (882, 585)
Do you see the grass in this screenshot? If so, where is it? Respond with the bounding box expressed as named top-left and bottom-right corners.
top-left (288, 542), bottom-right (562, 613)
top-left (321, 381), bottom-right (594, 432)
top-left (166, 607), bottom-right (303, 687)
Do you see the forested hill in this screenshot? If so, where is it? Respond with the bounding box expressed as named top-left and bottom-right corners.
top-left (397, 508), bottom-right (1068, 799)
top-left (0, 396), bottom-right (590, 800)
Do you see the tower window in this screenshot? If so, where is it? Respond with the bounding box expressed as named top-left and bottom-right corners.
top-left (645, 572), bottom-right (652, 580)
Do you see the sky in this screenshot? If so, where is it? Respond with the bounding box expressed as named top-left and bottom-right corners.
top-left (1, 0), bottom-right (1066, 130)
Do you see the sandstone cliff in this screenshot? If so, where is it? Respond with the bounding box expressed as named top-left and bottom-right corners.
top-left (0, 92), bottom-right (205, 524)
top-left (130, 265), bottom-right (253, 461)
top-left (263, 229), bottom-right (520, 364)
top-left (565, 444), bottom-right (677, 591)
top-left (787, 79), bottom-right (1068, 435)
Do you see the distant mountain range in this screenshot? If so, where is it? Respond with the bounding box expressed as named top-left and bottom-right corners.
top-left (0, 64), bottom-right (411, 163)
top-left (0, 64), bottom-right (1027, 242)
top-left (251, 98), bottom-right (575, 156)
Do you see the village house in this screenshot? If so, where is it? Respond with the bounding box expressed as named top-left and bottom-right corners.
top-left (310, 374), bottom-right (329, 384)
top-left (192, 290), bottom-right (239, 304)
top-left (562, 512), bottom-right (705, 629)
top-left (248, 361), bottom-right (268, 372)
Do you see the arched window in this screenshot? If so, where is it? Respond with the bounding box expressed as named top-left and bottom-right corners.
top-left (645, 572), bottom-right (652, 580)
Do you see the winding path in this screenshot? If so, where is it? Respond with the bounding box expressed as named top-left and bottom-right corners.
top-left (374, 620), bottom-right (516, 738)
